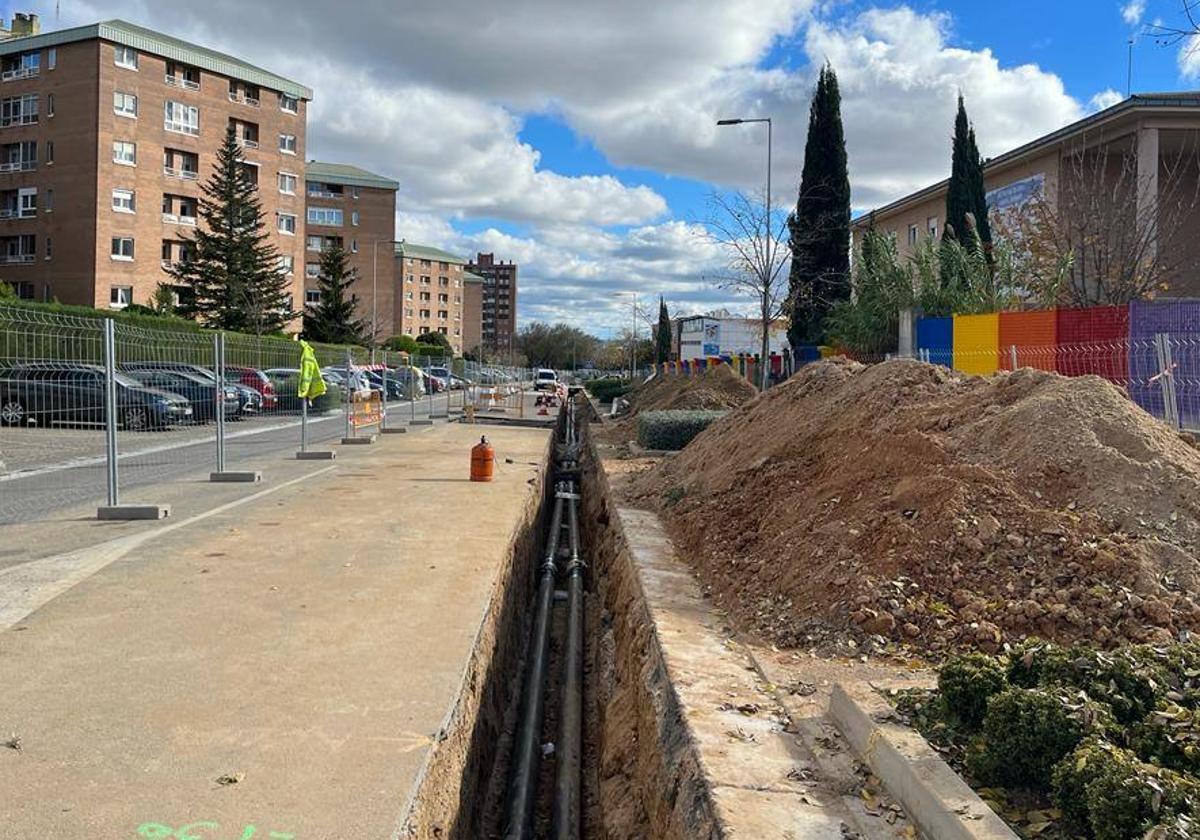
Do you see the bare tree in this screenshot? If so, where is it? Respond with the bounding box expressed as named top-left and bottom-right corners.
top-left (992, 132), bottom-right (1200, 306)
top-left (699, 190), bottom-right (790, 388)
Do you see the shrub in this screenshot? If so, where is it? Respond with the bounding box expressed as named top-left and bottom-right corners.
top-left (585, 377), bottom-right (632, 402)
top-left (1051, 738), bottom-right (1129, 832)
top-left (971, 688), bottom-right (1111, 788)
top-left (939, 653), bottom-right (1007, 729)
top-left (1083, 747), bottom-right (1198, 840)
top-left (1130, 703), bottom-right (1200, 775)
top-left (636, 410), bottom-right (727, 451)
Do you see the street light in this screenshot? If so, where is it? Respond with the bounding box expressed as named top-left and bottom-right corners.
top-left (372, 238), bottom-right (405, 352)
top-left (717, 116), bottom-right (773, 390)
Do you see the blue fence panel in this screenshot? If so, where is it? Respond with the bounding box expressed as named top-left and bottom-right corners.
top-left (916, 317), bottom-right (954, 368)
top-left (1128, 300), bottom-right (1200, 425)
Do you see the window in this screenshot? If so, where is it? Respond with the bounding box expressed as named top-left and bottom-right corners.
top-left (306, 235), bottom-right (322, 252)
top-left (278, 171), bottom-right (297, 194)
top-left (405, 291), bottom-right (413, 300)
top-left (305, 263), bottom-right (320, 279)
top-left (305, 288), bottom-right (321, 305)
top-left (46, 93), bottom-right (53, 117)
top-left (1, 94), bottom-right (38, 125)
top-left (47, 48), bottom-right (56, 70)
top-left (908, 224), bottom-right (919, 247)
top-left (279, 254), bottom-right (294, 275)
top-left (110, 285), bottom-right (133, 309)
top-left (306, 207), bottom-right (343, 226)
top-left (44, 236), bottom-right (51, 259)
top-left (279, 94), bottom-right (298, 114)
top-left (111, 237), bottom-right (134, 260)
top-left (45, 140), bottom-right (53, 164)
top-left (112, 189), bottom-right (135, 214)
top-left (44, 188), bottom-right (52, 212)
top-left (164, 101), bottom-right (199, 135)
top-left (17, 187), bottom-right (35, 218)
top-left (351, 239), bottom-right (358, 253)
top-left (278, 133), bottom-right (296, 154)
top-left (351, 210), bottom-right (360, 227)
top-left (927, 216), bottom-right (938, 239)
top-left (9, 281), bottom-right (32, 299)
top-left (113, 140), bottom-right (136, 166)
top-left (351, 187), bottom-right (360, 199)
top-left (113, 91), bottom-right (137, 117)
top-left (114, 46), bottom-right (138, 70)
top-left (277, 212), bottom-right (296, 235)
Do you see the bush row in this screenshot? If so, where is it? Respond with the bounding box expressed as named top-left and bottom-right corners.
top-left (585, 377), bottom-right (633, 402)
top-left (912, 641), bottom-right (1200, 840)
top-left (636, 410), bottom-right (726, 451)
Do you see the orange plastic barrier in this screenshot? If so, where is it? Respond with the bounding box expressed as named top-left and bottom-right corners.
top-left (998, 310), bottom-right (1058, 371)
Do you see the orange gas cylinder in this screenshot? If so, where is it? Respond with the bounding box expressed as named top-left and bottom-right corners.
top-left (470, 435), bottom-right (495, 482)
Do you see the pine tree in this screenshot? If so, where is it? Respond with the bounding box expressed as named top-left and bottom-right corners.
top-left (944, 95), bottom-right (993, 251)
top-left (171, 125), bottom-right (295, 335)
top-left (787, 63), bottom-right (851, 348)
top-left (655, 296), bottom-right (671, 363)
top-left (302, 244), bottom-right (367, 345)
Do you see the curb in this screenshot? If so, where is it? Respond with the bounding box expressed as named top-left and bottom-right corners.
top-left (829, 683), bottom-right (1017, 840)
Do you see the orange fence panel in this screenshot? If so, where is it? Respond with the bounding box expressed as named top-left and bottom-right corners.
top-left (998, 310), bottom-right (1058, 371)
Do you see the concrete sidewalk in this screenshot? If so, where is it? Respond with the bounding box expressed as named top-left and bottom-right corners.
top-left (0, 423), bottom-right (549, 839)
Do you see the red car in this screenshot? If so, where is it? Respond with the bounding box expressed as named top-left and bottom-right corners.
top-left (225, 366), bottom-right (279, 410)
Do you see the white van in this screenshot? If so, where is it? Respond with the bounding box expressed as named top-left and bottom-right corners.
top-left (534, 369), bottom-right (558, 391)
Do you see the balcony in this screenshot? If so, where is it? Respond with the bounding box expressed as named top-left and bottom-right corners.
top-left (1, 67), bottom-right (37, 82)
top-left (0, 160), bottom-right (34, 173)
top-left (162, 212), bottom-right (197, 226)
top-left (160, 259), bottom-right (176, 271)
top-left (0, 252), bottom-right (34, 264)
top-left (237, 137), bottom-right (259, 150)
top-left (164, 74), bottom-right (200, 91)
top-left (164, 120), bottom-right (199, 136)
top-left (228, 91), bottom-right (260, 107)
top-left (163, 166), bottom-right (199, 181)
top-left (307, 189), bottom-right (337, 199)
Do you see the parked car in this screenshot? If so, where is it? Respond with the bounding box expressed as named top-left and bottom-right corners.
top-left (122, 368), bottom-right (240, 423)
top-left (389, 366), bottom-right (427, 400)
top-left (263, 369), bottom-right (345, 413)
top-left (450, 375), bottom-right (470, 390)
top-left (0, 363), bottom-right (193, 430)
top-left (123, 361), bottom-right (258, 419)
top-left (225, 366), bottom-right (279, 410)
top-left (416, 367), bottom-right (446, 392)
top-left (535, 368), bottom-right (559, 391)
top-left (363, 370), bottom-right (407, 401)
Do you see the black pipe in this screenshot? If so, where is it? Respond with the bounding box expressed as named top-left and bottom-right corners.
top-left (553, 481), bottom-right (585, 840)
top-left (505, 487), bottom-right (566, 840)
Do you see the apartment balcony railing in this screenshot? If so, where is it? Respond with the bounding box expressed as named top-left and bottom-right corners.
top-left (163, 166), bottom-right (199, 181)
top-left (307, 189), bottom-right (338, 198)
top-left (1, 67), bottom-right (38, 82)
top-left (160, 259), bottom-right (176, 271)
top-left (162, 212), bottom-right (198, 227)
top-left (228, 92), bottom-right (260, 107)
top-left (0, 114), bottom-right (38, 128)
top-left (0, 160), bottom-right (34, 173)
top-left (237, 137), bottom-right (260, 149)
top-left (0, 253), bottom-right (34, 264)
top-left (164, 75), bottom-right (200, 91)
top-left (164, 120), bottom-right (199, 136)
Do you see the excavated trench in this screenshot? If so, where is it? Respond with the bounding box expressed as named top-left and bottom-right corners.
top-left (401, 399), bottom-right (719, 839)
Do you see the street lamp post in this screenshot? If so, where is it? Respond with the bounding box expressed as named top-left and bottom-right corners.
top-left (717, 116), bottom-right (773, 390)
top-left (372, 238), bottom-right (405, 350)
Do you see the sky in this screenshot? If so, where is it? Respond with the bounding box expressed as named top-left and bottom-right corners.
top-left (19, 0), bottom-right (1200, 335)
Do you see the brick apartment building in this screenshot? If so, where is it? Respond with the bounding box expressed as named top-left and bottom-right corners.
top-left (0, 16), bottom-right (311, 310)
top-left (395, 243), bottom-right (468, 355)
top-left (303, 161), bottom-right (398, 340)
top-left (466, 252), bottom-right (517, 353)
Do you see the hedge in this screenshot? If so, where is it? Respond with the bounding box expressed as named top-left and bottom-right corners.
top-left (636, 410), bottom-right (726, 451)
top-left (585, 377), bottom-right (633, 402)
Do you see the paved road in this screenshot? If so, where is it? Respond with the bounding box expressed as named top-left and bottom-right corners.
top-left (0, 392), bottom-right (460, 525)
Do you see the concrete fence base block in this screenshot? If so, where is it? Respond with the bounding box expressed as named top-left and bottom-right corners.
top-left (381, 427), bottom-right (408, 434)
top-left (409, 419), bottom-right (434, 426)
top-left (296, 450), bottom-right (336, 460)
top-left (209, 471), bottom-right (262, 483)
top-left (341, 435), bottom-right (376, 445)
top-left (97, 504), bottom-right (171, 521)
top-left (829, 683), bottom-right (1017, 840)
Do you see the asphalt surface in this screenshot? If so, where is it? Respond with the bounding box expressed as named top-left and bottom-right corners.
top-left (0, 391), bottom-right (463, 526)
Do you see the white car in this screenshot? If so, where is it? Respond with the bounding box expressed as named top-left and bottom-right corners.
top-left (534, 368), bottom-right (558, 391)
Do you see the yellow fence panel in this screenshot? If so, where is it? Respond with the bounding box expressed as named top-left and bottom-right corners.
top-left (953, 313), bottom-right (1000, 375)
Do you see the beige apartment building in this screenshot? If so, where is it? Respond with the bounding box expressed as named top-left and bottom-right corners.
top-left (395, 244), bottom-right (468, 355)
top-left (303, 161), bottom-right (398, 340)
top-left (0, 16), bottom-right (310, 310)
top-left (852, 92), bottom-right (1200, 298)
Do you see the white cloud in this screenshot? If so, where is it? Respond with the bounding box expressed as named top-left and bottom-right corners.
top-left (1122, 0), bottom-right (1146, 25)
top-left (1088, 88), bottom-right (1125, 111)
top-left (1180, 34), bottom-right (1200, 79)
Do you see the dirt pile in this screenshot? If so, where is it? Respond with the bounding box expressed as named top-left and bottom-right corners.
top-left (628, 358), bottom-right (1200, 655)
top-left (628, 364), bottom-right (758, 413)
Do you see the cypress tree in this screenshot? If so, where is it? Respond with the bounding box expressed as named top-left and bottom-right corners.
top-left (944, 95), bottom-right (992, 251)
top-left (787, 63), bottom-right (851, 348)
top-left (655, 296), bottom-right (671, 363)
top-left (302, 244), bottom-right (367, 345)
top-left (171, 125), bottom-right (295, 335)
